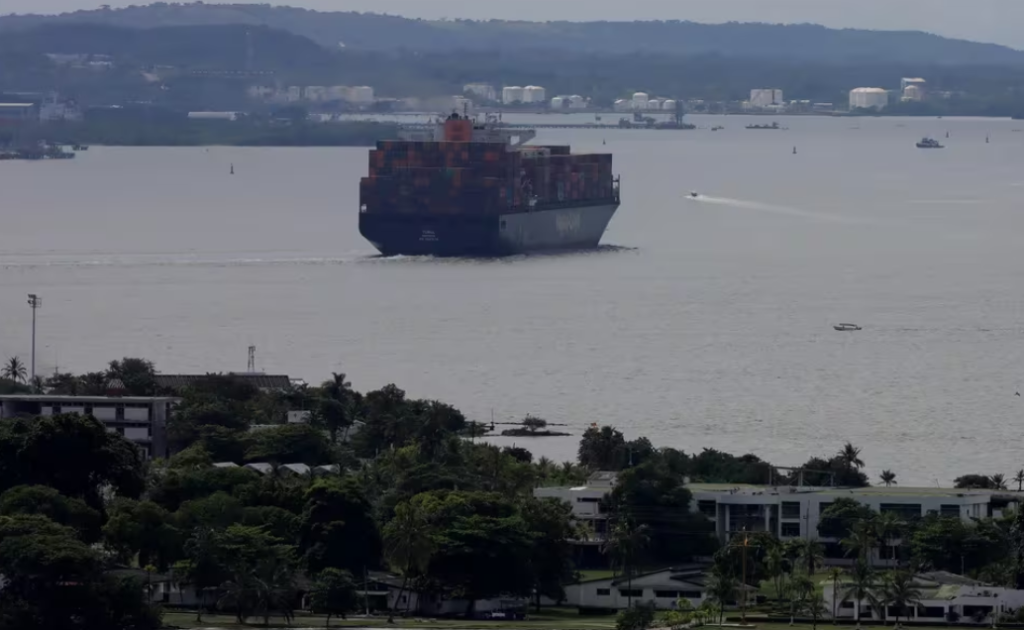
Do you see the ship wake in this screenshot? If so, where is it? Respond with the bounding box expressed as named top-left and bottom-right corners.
top-left (688, 194), bottom-right (859, 224)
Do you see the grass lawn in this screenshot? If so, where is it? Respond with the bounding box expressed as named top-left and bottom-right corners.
top-left (578, 569), bottom-right (616, 582)
top-left (747, 624), bottom-right (954, 630)
top-left (163, 608), bottom-right (617, 630)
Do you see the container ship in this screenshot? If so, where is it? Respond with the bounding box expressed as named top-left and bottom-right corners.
top-left (359, 113), bottom-right (621, 256)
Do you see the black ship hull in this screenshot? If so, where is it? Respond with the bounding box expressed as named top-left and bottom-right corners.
top-left (360, 202), bottom-right (620, 257)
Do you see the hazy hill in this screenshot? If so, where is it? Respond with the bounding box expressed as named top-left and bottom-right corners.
top-left (0, 23), bottom-right (334, 71)
top-left (2, 3), bottom-right (1024, 66)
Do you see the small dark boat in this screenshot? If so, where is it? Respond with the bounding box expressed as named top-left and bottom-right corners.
top-left (833, 323), bottom-right (862, 332)
top-left (916, 138), bottom-right (944, 149)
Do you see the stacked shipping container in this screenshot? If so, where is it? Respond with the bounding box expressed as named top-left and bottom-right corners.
top-left (360, 141), bottom-right (615, 216)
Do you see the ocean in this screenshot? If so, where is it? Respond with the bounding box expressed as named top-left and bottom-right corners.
top-left (2, 114), bottom-right (1023, 486)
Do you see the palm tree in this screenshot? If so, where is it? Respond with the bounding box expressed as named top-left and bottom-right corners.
top-left (826, 567), bottom-right (844, 622)
top-left (841, 560), bottom-right (875, 629)
top-left (841, 519), bottom-right (877, 564)
top-left (879, 470), bottom-right (897, 487)
top-left (383, 500), bottom-right (436, 620)
top-left (794, 538), bottom-right (825, 576)
top-left (990, 473), bottom-right (1008, 491)
top-left (706, 571), bottom-right (739, 626)
top-left (881, 571), bottom-right (921, 627)
top-left (875, 513), bottom-right (904, 565)
top-left (764, 542), bottom-right (787, 601)
top-left (2, 356), bottom-right (26, 383)
top-left (788, 572), bottom-right (816, 626)
top-left (1015, 470), bottom-right (1024, 492)
top-left (838, 442), bottom-right (865, 470)
top-left (601, 517), bottom-right (650, 608)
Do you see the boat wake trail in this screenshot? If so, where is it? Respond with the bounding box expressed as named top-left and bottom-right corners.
top-left (688, 195), bottom-right (861, 224)
top-left (0, 254), bottom-right (370, 270)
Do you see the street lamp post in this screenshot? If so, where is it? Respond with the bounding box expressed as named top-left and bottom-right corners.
top-left (27, 294), bottom-right (41, 388)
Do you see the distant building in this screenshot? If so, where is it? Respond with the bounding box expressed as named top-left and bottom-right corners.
top-left (452, 95), bottom-right (473, 114)
top-left (154, 373), bottom-right (293, 393)
top-left (631, 92), bottom-right (649, 109)
top-left (749, 88), bottom-right (784, 108)
top-left (0, 394), bottom-right (179, 459)
top-left (567, 95), bottom-right (587, 109)
top-left (463, 83), bottom-right (497, 101)
top-left (303, 86), bottom-right (328, 102)
top-left (0, 103), bottom-right (37, 125)
top-left (550, 96), bottom-right (565, 109)
top-left (187, 111), bottom-right (238, 121)
top-left (502, 86), bottom-right (525, 104)
top-left (849, 87), bottom-right (889, 110)
top-left (901, 77), bottom-right (927, 93)
top-left (903, 84), bottom-right (925, 102)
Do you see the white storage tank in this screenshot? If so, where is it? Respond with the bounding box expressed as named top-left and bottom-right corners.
top-left (188, 111), bottom-right (238, 121)
top-left (502, 86), bottom-right (525, 104)
top-left (661, 99), bottom-right (677, 110)
top-left (550, 96), bottom-right (565, 109)
top-left (632, 92), bottom-right (649, 109)
top-left (523, 86), bottom-right (546, 103)
top-left (613, 99), bottom-right (630, 112)
top-left (849, 87), bottom-right (889, 110)
top-left (647, 98), bottom-right (662, 110)
top-left (903, 85), bottom-right (923, 102)
top-left (568, 95), bottom-right (586, 109)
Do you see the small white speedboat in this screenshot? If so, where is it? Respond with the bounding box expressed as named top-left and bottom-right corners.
top-left (833, 323), bottom-right (862, 332)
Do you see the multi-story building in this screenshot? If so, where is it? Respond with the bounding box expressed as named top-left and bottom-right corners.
top-left (0, 394), bottom-right (179, 459)
top-left (463, 83), bottom-right (497, 102)
top-left (749, 89), bottom-right (784, 109)
top-left (536, 473), bottom-right (1021, 567)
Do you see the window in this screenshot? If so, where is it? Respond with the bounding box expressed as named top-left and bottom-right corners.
top-left (918, 606), bottom-right (945, 618)
top-left (619, 589), bottom-right (643, 598)
top-left (940, 504), bottom-right (960, 518)
top-left (841, 602), bottom-right (854, 609)
top-left (596, 589), bottom-right (611, 596)
top-left (781, 522), bottom-right (801, 537)
top-left (654, 590), bottom-right (679, 599)
top-left (781, 502), bottom-right (801, 519)
top-left (680, 591), bottom-right (702, 599)
top-left (880, 503), bottom-right (922, 519)
top-left (577, 497), bottom-right (601, 503)
top-left (698, 500), bottom-right (717, 517)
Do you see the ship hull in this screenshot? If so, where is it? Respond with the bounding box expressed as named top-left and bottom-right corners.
top-left (360, 203), bottom-right (619, 257)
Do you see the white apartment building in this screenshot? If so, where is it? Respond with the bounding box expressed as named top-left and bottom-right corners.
top-left (0, 394), bottom-right (179, 459)
top-left (536, 473), bottom-right (1021, 566)
top-left (463, 83), bottom-right (497, 101)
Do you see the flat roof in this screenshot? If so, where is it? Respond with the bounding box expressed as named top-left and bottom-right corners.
top-left (0, 103), bottom-right (34, 107)
top-left (0, 395), bottom-right (180, 403)
top-left (688, 483), bottom-right (1018, 499)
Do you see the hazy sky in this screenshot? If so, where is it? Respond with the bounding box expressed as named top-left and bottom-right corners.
top-left (9, 0), bottom-right (1024, 49)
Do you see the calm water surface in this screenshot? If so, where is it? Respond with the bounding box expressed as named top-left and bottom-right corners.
top-left (2, 115), bottom-right (1024, 485)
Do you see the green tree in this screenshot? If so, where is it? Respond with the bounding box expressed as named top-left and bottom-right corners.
top-left (417, 490), bottom-right (535, 617)
top-left (383, 498), bottom-right (436, 619)
top-left (818, 498), bottom-right (876, 539)
top-left (841, 519), bottom-right (878, 564)
top-left (0, 484), bottom-right (102, 543)
top-left (522, 497), bottom-right (577, 611)
top-left (794, 538), bottom-right (825, 575)
top-left (0, 413), bottom-right (145, 508)
top-left (842, 561), bottom-right (875, 629)
top-left (601, 517), bottom-right (650, 607)
top-left (522, 415), bottom-right (548, 433)
top-left (2, 356), bottom-right (27, 383)
top-left (879, 470), bottom-right (897, 487)
top-left (991, 473), bottom-right (1009, 490)
top-left (826, 567), bottom-right (844, 620)
top-left (308, 398), bottom-right (352, 445)
top-left (179, 526), bottom-right (228, 622)
top-left (1013, 506), bottom-right (1024, 589)
top-left (107, 357), bottom-right (158, 396)
top-left (880, 571), bottom-right (921, 626)
top-left (875, 512), bottom-right (904, 564)
top-left (45, 372), bottom-right (83, 395)
top-left (103, 499), bottom-right (181, 571)
top-left (763, 540), bottom-right (787, 601)
top-left (1015, 470), bottom-right (1024, 492)
top-left (954, 474), bottom-right (996, 489)
top-left (838, 442), bottom-right (865, 470)
top-left (705, 569), bottom-right (738, 625)
top-left (578, 425), bottom-right (627, 470)
top-left (299, 478), bottom-right (381, 576)
top-left (309, 568), bottom-right (358, 627)
top-left (616, 602), bottom-right (657, 630)
top-left (245, 423), bottom-right (332, 465)
top-left (608, 460), bottom-right (717, 563)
